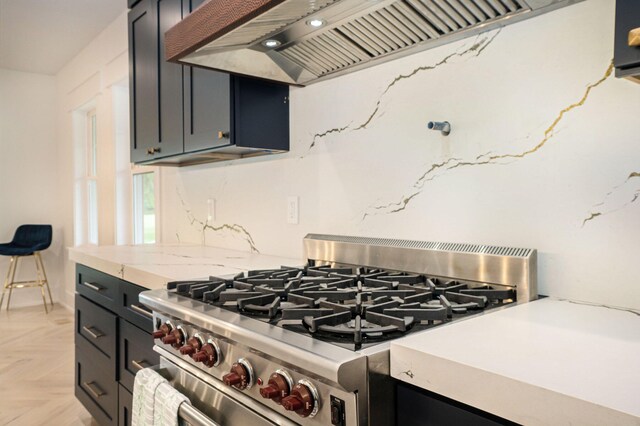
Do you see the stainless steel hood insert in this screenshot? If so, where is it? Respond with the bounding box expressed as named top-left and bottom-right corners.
top-left (166, 0), bottom-right (582, 85)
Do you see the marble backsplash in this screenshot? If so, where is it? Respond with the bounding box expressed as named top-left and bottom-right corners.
top-left (160, 0), bottom-right (640, 310)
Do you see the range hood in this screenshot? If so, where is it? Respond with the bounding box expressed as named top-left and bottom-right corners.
top-left (166, 0), bottom-right (582, 86)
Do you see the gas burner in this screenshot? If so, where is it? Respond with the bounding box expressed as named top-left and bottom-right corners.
top-left (168, 265), bottom-right (517, 349)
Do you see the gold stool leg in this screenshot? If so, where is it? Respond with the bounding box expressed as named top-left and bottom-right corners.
top-left (5, 256), bottom-right (19, 311)
top-left (36, 252), bottom-right (54, 309)
top-left (0, 256), bottom-right (17, 310)
top-left (39, 286), bottom-right (49, 314)
top-left (34, 254), bottom-right (49, 314)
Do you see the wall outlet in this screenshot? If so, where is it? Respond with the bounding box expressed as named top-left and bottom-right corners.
top-left (207, 198), bottom-right (215, 222)
top-left (287, 196), bottom-right (299, 225)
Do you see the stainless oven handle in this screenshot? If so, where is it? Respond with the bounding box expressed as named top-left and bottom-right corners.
top-left (148, 365), bottom-right (221, 426)
top-left (179, 403), bottom-right (220, 426)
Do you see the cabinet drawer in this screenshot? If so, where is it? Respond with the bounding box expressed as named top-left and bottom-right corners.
top-left (119, 384), bottom-right (133, 426)
top-left (76, 264), bottom-right (121, 311)
top-left (119, 281), bottom-right (153, 332)
top-left (119, 319), bottom-right (159, 392)
top-left (76, 294), bottom-right (118, 364)
top-left (76, 338), bottom-right (118, 426)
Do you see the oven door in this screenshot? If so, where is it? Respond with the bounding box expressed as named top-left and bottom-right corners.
top-left (151, 353), bottom-right (295, 426)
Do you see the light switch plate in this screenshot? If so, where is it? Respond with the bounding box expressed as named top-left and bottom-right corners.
top-left (287, 196), bottom-right (299, 225)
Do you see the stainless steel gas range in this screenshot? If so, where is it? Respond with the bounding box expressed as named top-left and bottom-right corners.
top-left (140, 234), bottom-right (537, 426)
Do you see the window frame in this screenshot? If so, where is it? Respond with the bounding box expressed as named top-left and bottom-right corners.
top-left (131, 164), bottom-right (161, 245)
top-left (85, 109), bottom-right (99, 245)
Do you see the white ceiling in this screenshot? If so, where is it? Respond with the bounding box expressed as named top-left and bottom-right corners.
top-left (0, 0), bottom-right (126, 75)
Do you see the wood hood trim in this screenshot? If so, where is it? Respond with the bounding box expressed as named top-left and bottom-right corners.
top-left (165, 0), bottom-right (286, 62)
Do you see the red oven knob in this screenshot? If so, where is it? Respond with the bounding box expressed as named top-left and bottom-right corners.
top-left (192, 340), bottom-right (222, 367)
top-left (152, 323), bottom-right (172, 340)
top-left (281, 381), bottom-right (319, 418)
top-left (222, 359), bottom-right (253, 390)
top-left (179, 336), bottom-right (203, 356)
top-left (259, 370), bottom-right (293, 404)
top-left (161, 327), bottom-right (186, 349)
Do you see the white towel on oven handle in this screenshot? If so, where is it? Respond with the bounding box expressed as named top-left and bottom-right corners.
top-left (132, 367), bottom-right (190, 426)
top-left (153, 382), bottom-right (190, 426)
top-left (132, 368), bottom-right (166, 426)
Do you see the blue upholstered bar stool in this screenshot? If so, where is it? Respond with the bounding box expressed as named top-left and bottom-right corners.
top-left (0, 225), bottom-right (54, 313)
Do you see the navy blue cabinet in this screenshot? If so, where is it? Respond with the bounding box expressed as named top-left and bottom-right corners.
top-left (75, 265), bottom-right (156, 426)
top-left (614, 0), bottom-right (640, 82)
top-left (396, 382), bottom-right (517, 426)
top-left (128, 0), bottom-right (290, 166)
top-left (129, 0), bottom-right (184, 163)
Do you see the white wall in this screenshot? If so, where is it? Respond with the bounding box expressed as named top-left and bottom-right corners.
top-left (161, 0), bottom-right (640, 310)
top-left (56, 12), bottom-right (129, 308)
top-left (0, 11), bottom-right (130, 310)
top-left (0, 69), bottom-right (60, 308)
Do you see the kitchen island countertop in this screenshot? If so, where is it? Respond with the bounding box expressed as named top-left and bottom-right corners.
top-left (391, 297), bottom-right (640, 425)
top-left (68, 244), bottom-right (303, 289)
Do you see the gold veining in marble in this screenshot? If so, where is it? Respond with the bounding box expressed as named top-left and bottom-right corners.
top-left (363, 62), bottom-right (615, 220)
top-left (177, 190), bottom-right (259, 252)
top-left (583, 170), bottom-right (640, 226)
top-left (301, 29), bottom-right (502, 157)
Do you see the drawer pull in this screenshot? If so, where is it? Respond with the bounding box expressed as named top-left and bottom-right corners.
top-left (82, 281), bottom-right (103, 292)
top-left (83, 381), bottom-right (105, 399)
top-left (82, 326), bottom-right (104, 339)
top-left (130, 304), bottom-right (153, 319)
top-left (132, 359), bottom-right (149, 370)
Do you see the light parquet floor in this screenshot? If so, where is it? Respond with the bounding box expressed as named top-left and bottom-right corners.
top-left (0, 304), bottom-right (98, 426)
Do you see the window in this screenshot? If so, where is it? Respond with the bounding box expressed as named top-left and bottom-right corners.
top-left (133, 171), bottom-right (156, 244)
top-left (112, 82), bottom-right (161, 246)
top-left (86, 109), bottom-right (99, 245)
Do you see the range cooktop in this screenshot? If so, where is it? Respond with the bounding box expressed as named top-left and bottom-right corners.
top-left (168, 265), bottom-right (516, 351)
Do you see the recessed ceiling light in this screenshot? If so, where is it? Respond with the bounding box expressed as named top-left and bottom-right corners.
top-left (262, 39), bottom-right (281, 48)
top-left (306, 18), bottom-right (325, 28)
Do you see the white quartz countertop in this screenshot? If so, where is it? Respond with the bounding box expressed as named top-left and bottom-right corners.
top-left (391, 297), bottom-right (640, 425)
top-left (68, 244), bottom-right (303, 289)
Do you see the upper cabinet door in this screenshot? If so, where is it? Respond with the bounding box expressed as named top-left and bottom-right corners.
top-left (183, 68), bottom-right (231, 153)
top-left (128, 1), bottom-right (158, 163)
top-left (183, 0), bottom-right (232, 153)
top-left (155, 0), bottom-right (185, 158)
top-left (129, 0), bottom-right (184, 163)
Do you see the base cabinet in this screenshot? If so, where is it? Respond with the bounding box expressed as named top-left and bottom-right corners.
top-left (75, 264), bottom-right (155, 426)
top-left (119, 385), bottom-right (133, 426)
top-left (396, 382), bottom-right (517, 426)
top-left (75, 334), bottom-right (118, 426)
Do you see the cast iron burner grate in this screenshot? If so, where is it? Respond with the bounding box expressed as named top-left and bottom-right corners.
top-left (168, 265), bottom-right (516, 350)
